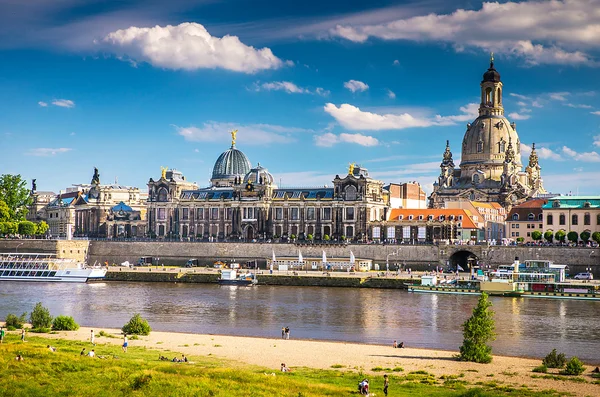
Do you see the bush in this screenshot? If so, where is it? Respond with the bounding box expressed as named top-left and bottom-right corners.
top-left (532, 365), bottom-right (547, 373)
top-left (516, 237), bottom-right (525, 243)
top-left (30, 302), bottom-right (53, 329)
top-left (122, 313), bottom-right (151, 335)
top-left (18, 221), bottom-right (36, 236)
top-left (323, 234), bottom-right (330, 241)
top-left (52, 315), bottom-right (80, 331)
top-left (560, 357), bottom-right (585, 375)
top-left (591, 231), bottom-right (600, 245)
top-left (544, 231), bottom-right (553, 243)
top-left (580, 231), bottom-right (590, 243)
top-left (554, 230), bottom-right (566, 242)
top-left (567, 231), bottom-right (578, 243)
top-left (5, 312), bottom-right (27, 329)
top-left (459, 292), bottom-right (495, 363)
top-left (531, 231), bottom-right (542, 241)
top-left (542, 349), bottom-right (566, 368)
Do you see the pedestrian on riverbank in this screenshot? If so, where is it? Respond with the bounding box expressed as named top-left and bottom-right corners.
top-left (0, 327), bottom-right (4, 344)
top-left (281, 327), bottom-right (285, 339)
top-left (393, 340), bottom-right (397, 348)
top-left (285, 327), bottom-right (290, 340)
top-left (21, 328), bottom-right (25, 342)
top-left (122, 334), bottom-right (128, 352)
top-left (91, 330), bottom-right (95, 345)
top-left (383, 374), bottom-right (389, 396)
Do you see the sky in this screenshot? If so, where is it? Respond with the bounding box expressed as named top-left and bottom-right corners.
top-left (1, 0), bottom-right (600, 197)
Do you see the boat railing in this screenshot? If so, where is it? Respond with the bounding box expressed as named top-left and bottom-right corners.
top-left (0, 254), bottom-right (77, 271)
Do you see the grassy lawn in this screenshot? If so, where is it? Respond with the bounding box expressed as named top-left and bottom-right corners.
top-left (0, 334), bottom-right (569, 397)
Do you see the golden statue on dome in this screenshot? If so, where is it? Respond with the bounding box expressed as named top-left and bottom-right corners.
top-left (231, 129), bottom-right (238, 146)
top-left (160, 166), bottom-right (168, 179)
top-left (348, 162), bottom-right (355, 175)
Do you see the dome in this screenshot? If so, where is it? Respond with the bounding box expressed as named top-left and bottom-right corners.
top-left (461, 115), bottom-right (521, 167)
top-left (482, 61), bottom-right (501, 83)
top-left (243, 163), bottom-right (274, 186)
top-left (211, 145), bottom-right (251, 180)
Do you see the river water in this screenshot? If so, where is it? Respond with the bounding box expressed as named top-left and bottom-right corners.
top-left (1, 281), bottom-right (599, 363)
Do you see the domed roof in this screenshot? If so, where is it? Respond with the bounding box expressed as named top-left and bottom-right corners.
top-left (243, 163), bottom-right (274, 185)
top-left (461, 115), bottom-right (521, 167)
top-left (212, 145), bottom-right (251, 180)
top-left (482, 61), bottom-right (501, 83)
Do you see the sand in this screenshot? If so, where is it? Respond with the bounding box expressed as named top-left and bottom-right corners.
top-left (37, 326), bottom-right (600, 396)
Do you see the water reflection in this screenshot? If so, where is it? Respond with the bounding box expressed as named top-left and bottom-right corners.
top-left (0, 282), bottom-right (599, 363)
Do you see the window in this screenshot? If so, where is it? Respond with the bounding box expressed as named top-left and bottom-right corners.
top-left (322, 207), bottom-right (331, 221)
top-left (307, 207), bottom-right (315, 221)
top-left (345, 207), bottom-right (354, 221)
top-left (527, 232), bottom-right (531, 237)
top-left (499, 140), bottom-right (506, 153)
top-left (408, 215), bottom-right (413, 220)
top-left (157, 187), bottom-right (168, 202)
top-left (598, 214), bottom-right (600, 225)
top-left (473, 174), bottom-right (480, 184)
top-left (527, 213), bottom-right (534, 221)
top-left (538, 213), bottom-right (543, 221)
top-left (418, 215), bottom-right (423, 220)
top-left (515, 224), bottom-right (519, 229)
top-left (211, 207), bottom-right (219, 220)
top-left (559, 214), bottom-right (565, 225)
top-left (398, 215), bottom-right (404, 220)
top-left (225, 208), bottom-right (232, 220)
top-left (372, 227), bottom-right (380, 239)
top-left (584, 213), bottom-right (590, 225)
top-left (512, 214), bottom-right (519, 221)
top-left (291, 207), bottom-right (299, 220)
top-left (158, 208), bottom-right (166, 220)
top-left (182, 208), bottom-right (189, 220)
top-left (547, 214), bottom-right (553, 225)
top-left (345, 185), bottom-right (357, 201)
top-left (197, 209), bottom-right (204, 220)
top-left (275, 208), bottom-right (283, 220)
top-left (477, 140), bottom-right (483, 153)
top-left (387, 226), bottom-right (395, 239)
top-left (572, 214), bottom-right (578, 225)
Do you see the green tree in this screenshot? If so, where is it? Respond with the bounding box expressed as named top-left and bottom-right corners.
top-left (122, 313), bottom-right (151, 335)
top-left (323, 234), bottom-right (330, 241)
top-left (555, 230), bottom-right (566, 243)
top-left (0, 221), bottom-right (18, 236)
top-left (516, 237), bottom-right (525, 243)
top-left (35, 220), bottom-right (49, 235)
top-left (459, 292), bottom-right (496, 364)
top-left (18, 220), bottom-right (36, 236)
top-left (543, 231), bottom-right (553, 243)
top-left (30, 302), bottom-right (53, 329)
top-left (5, 312), bottom-right (27, 329)
top-left (593, 232), bottom-right (600, 245)
top-left (52, 315), bottom-right (80, 331)
top-left (531, 231), bottom-right (542, 241)
top-left (0, 174), bottom-right (32, 221)
top-left (580, 231), bottom-right (591, 243)
top-left (307, 234), bottom-right (313, 241)
top-left (0, 200), bottom-right (10, 222)
top-left (567, 231), bottom-right (578, 243)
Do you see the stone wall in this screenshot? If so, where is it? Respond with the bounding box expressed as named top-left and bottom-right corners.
top-left (0, 239), bottom-right (89, 262)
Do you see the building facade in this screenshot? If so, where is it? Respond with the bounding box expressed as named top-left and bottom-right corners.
top-left (445, 200), bottom-right (506, 242)
top-left (542, 196), bottom-right (600, 243)
top-left (506, 198), bottom-right (547, 243)
top-left (385, 182), bottom-right (427, 209)
top-left (146, 134), bottom-right (388, 242)
top-left (429, 57), bottom-right (546, 210)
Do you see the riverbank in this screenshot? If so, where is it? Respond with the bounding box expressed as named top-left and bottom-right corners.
top-left (34, 326), bottom-right (600, 397)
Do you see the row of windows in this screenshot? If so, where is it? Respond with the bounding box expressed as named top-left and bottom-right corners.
top-left (398, 214), bottom-right (463, 221)
top-left (156, 207), bottom-right (350, 222)
top-left (546, 213), bottom-right (599, 226)
top-left (511, 213), bottom-right (543, 221)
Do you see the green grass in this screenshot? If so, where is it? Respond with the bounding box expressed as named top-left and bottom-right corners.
top-left (0, 334), bottom-right (573, 397)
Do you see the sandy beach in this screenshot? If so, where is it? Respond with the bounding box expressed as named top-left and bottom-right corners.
top-left (38, 326), bottom-right (600, 397)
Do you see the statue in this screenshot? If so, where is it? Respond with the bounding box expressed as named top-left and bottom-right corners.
top-left (31, 179), bottom-right (37, 192)
top-left (160, 166), bottom-right (168, 179)
top-left (231, 129), bottom-right (238, 146)
top-left (91, 167), bottom-right (100, 185)
top-left (348, 162), bottom-right (355, 175)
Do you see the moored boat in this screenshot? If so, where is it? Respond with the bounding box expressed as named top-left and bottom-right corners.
top-left (0, 253), bottom-right (107, 283)
top-left (218, 268), bottom-right (257, 286)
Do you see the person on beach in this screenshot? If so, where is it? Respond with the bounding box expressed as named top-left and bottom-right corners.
top-left (280, 363), bottom-right (291, 372)
top-left (398, 341), bottom-right (404, 348)
top-left (21, 328), bottom-right (25, 342)
top-left (285, 327), bottom-right (290, 340)
top-left (393, 340), bottom-right (397, 348)
top-left (383, 374), bottom-right (389, 396)
top-left (181, 354), bottom-right (188, 362)
top-left (90, 330), bottom-right (95, 345)
top-left (358, 379), bottom-right (369, 395)
top-left (122, 334), bottom-right (128, 352)
top-left (0, 327), bottom-right (4, 344)
top-left (80, 348), bottom-right (86, 356)
top-left (281, 327), bottom-right (285, 339)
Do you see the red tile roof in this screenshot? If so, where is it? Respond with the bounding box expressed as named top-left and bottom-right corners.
top-left (388, 208), bottom-right (479, 229)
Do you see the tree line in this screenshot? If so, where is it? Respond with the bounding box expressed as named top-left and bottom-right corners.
top-left (0, 174), bottom-right (48, 237)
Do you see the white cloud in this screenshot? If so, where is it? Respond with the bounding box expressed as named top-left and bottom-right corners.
top-left (26, 148), bottom-right (72, 156)
top-left (344, 80), bottom-right (369, 93)
top-left (330, 0), bottom-right (600, 66)
top-left (510, 93), bottom-right (531, 100)
top-left (174, 122), bottom-right (307, 145)
top-left (562, 146), bottom-right (600, 162)
top-left (393, 59), bottom-right (400, 65)
top-left (520, 143), bottom-right (562, 161)
top-left (52, 99), bottom-right (75, 108)
top-left (386, 89), bottom-right (396, 99)
top-left (315, 87), bottom-right (330, 97)
top-left (38, 101), bottom-right (48, 107)
top-left (565, 103), bottom-right (592, 109)
top-left (591, 111), bottom-right (600, 116)
top-left (253, 81), bottom-right (329, 96)
top-left (324, 102), bottom-right (479, 131)
top-left (508, 112), bottom-right (531, 120)
top-left (549, 92), bottom-right (570, 101)
top-left (593, 135), bottom-right (600, 147)
top-left (102, 22), bottom-right (285, 73)
top-left (314, 132), bottom-right (379, 147)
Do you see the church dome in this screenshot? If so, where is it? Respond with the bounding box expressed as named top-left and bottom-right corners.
top-left (243, 164), bottom-right (274, 186)
top-left (211, 145), bottom-right (251, 180)
top-left (461, 115), bottom-right (521, 167)
top-left (482, 61), bottom-right (501, 83)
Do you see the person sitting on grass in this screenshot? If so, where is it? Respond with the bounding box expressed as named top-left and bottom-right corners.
top-left (15, 354), bottom-right (24, 361)
top-left (159, 355), bottom-right (169, 361)
top-left (80, 348), bottom-right (86, 356)
top-left (181, 354), bottom-right (188, 363)
top-left (280, 363), bottom-right (291, 372)
top-left (87, 349), bottom-right (95, 358)
top-left (47, 345), bottom-right (57, 352)
top-left (398, 341), bottom-right (405, 348)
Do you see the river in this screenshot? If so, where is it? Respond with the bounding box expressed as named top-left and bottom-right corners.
top-left (1, 281), bottom-right (599, 363)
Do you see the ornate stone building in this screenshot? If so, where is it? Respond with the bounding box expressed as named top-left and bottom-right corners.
top-left (430, 57), bottom-right (546, 210)
top-left (146, 133), bottom-right (388, 241)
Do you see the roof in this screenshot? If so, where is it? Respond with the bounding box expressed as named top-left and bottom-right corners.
top-left (512, 198), bottom-right (548, 209)
top-left (211, 145), bottom-right (251, 179)
top-left (543, 196), bottom-right (600, 209)
top-left (388, 208), bottom-right (479, 229)
top-left (111, 201), bottom-right (133, 212)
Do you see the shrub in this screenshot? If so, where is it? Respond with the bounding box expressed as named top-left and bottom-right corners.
top-left (5, 312), bottom-right (27, 329)
top-left (544, 231), bottom-right (553, 243)
top-left (459, 292), bottom-right (495, 364)
top-left (592, 232), bottom-right (600, 245)
top-left (18, 221), bottom-right (36, 236)
top-left (567, 231), bottom-right (578, 243)
top-left (516, 237), bottom-right (525, 243)
top-left (323, 234), bottom-right (330, 241)
top-left (554, 230), bottom-right (566, 242)
top-left (30, 302), bottom-right (53, 329)
top-left (542, 349), bottom-right (566, 368)
top-left (52, 315), bottom-right (80, 331)
top-left (580, 231), bottom-right (590, 243)
top-left (560, 357), bottom-right (585, 376)
top-left (532, 365), bottom-right (547, 373)
top-left (122, 313), bottom-right (151, 335)
top-left (531, 231), bottom-right (542, 241)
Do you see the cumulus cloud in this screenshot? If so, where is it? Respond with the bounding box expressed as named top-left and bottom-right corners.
top-left (393, 59), bottom-right (400, 65)
top-left (593, 135), bottom-right (600, 147)
top-left (102, 22), bottom-right (285, 73)
top-left (330, 0), bottom-right (600, 66)
top-left (174, 122), bottom-right (308, 145)
top-left (520, 143), bottom-right (562, 161)
top-left (591, 111), bottom-right (600, 116)
top-left (508, 112), bottom-right (531, 120)
top-left (344, 80), bottom-right (369, 93)
top-left (387, 89), bottom-right (396, 99)
top-left (324, 102), bottom-right (479, 130)
top-left (253, 81), bottom-right (329, 96)
top-left (52, 99), bottom-right (75, 108)
top-left (562, 146), bottom-right (600, 162)
top-left (549, 92), bottom-right (570, 101)
top-left (565, 103), bottom-right (592, 109)
top-left (38, 101), bottom-right (48, 107)
top-left (314, 132), bottom-right (379, 147)
top-left (26, 148), bottom-right (72, 156)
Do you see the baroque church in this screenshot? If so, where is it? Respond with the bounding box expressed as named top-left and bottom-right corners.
top-left (429, 56), bottom-right (546, 210)
top-left (146, 132), bottom-right (388, 241)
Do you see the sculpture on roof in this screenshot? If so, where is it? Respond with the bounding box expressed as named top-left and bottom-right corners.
top-left (348, 162), bottom-right (355, 175)
top-left (91, 167), bottom-right (100, 185)
top-left (161, 166), bottom-right (168, 179)
top-left (231, 129), bottom-right (238, 147)
top-left (31, 179), bottom-right (37, 193)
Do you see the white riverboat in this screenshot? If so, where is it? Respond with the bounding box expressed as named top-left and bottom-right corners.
top-left (0, 253), bottom-right (107, 283)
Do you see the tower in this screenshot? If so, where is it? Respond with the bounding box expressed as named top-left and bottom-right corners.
top-left (438, 140), bottom-right (455, 188)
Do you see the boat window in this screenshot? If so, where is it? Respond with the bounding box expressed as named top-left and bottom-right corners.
top-left (49, 271), bottom-right (57, 277)
top-left (9, 271), bottom-right (16, 276)
top-left (41, 271), bottom-right (49, 277)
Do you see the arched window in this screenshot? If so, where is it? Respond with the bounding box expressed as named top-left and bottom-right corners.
top-left (477, 141), bottom-right (484, 153)
top-left (344, 185), bottom-right (357, 201)
top-left (473, 174), bottom-right (480, 184)
top-left (512, 214), bottom-right (519, 221)
top-left (485, 87), bottom-right (492, 104)
top-left (559, 214), bottom-right (565, 225)
top-left (572, 214), bottom-right (578, 225)
top-left (538, 213), bottom-right (543, 221)
top-left (499, 140), bottom-right (506, 153)
top-left (157, 187), bottom-right (168, 202)
top-left (547, 214), bottom-right (553, 225)
top-left (527, 213), bottom-right (534, 221)
top-left (584, 212), bottom-right (590, 225)
top-left (497, 87), bottom-right (502, 104)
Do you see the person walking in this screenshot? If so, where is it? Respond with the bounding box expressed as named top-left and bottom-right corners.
top-left (281, 327), bottom-right (285, 339)
top-left (122, 334), bottom-right (128, 352)
top-left (21, 328), bottom-right (25, 342)
top-left (0, 327), bottom-right (5, 344)
top-left (284, 327), bottom-right (290, 340)
top-left (383, 374), bottom-right (389, 396)
top-left (90, 329), bottom-right (95, 345)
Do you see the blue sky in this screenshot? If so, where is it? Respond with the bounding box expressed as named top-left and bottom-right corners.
top-left (1, 0), bottom-right (600, 196)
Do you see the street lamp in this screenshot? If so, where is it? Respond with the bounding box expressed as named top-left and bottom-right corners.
top-left (386, 249), bottom-right (400, 272)
top-left (15, 242), bottom-right (24, 253)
